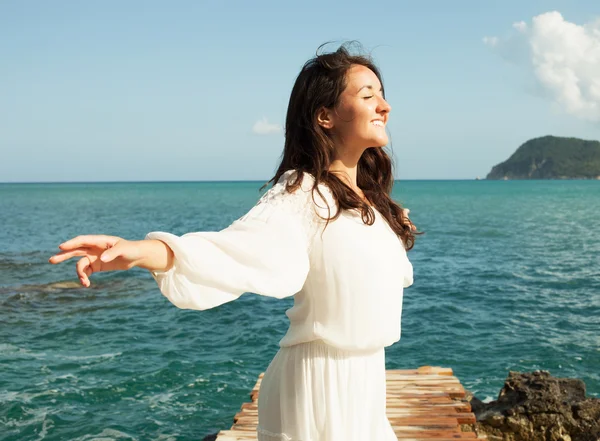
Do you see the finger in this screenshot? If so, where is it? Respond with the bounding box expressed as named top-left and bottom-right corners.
top-left (99, 244), bottom-right (122, 263)
top-left (48, 248), bottom-right (91, 264)
top-left (76, 256), bottom-right (92, 287)
top-left (59, 235), bottom-right (118, 251)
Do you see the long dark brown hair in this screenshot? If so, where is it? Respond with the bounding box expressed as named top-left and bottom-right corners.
top-left (261, 41), bottom-right (421, 251)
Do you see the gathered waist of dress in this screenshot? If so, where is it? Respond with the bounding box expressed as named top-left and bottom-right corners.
top-left (278, 320), bottom-right (400, 353)
top-left (278, 338), bottom-right (385, 357)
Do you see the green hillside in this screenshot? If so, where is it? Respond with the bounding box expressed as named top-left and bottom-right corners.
top-left (486, 136), bottom-right (600, 180)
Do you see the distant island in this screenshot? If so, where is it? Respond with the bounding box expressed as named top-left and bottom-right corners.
top-left (486, 135), bottom-right (600, 180)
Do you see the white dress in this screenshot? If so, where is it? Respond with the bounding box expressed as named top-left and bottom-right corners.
top-left (146, 169), bottom-right (414, 441)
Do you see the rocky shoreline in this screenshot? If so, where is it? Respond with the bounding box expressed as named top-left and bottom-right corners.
top-left (463, 370), bottom-right (600, 441)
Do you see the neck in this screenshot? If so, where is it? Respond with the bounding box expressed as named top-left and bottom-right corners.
top-left (328, 145), bottom-right (367, 190)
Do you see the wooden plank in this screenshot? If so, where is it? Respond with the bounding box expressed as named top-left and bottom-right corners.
top-left (393, 430), bottom-right (477, 437)
top-left (396, 432), bottom-right (478, 441)
top-left (240, 401), bottom-right (472, 413)
top-left (238, 409), bottom-right (469, 417)
top-left (216, 366), bottom-right (486, 441)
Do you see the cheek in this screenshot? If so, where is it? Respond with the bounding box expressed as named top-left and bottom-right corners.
top-left (355, 101), bottom-right (375, 120)
top-left (337, 102), bottom-right (357, 121)
top-left (334, 101), bottom-right (373, 135)
top-left (343, 104), bottom-right (370, 126)
top-left (333, 107), bottom-right (358, 134)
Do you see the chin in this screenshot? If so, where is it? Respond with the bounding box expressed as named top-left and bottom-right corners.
top-left (360, 134), bottom-right (388, 149)
top-left (371, 137), bottom-right (389, 148)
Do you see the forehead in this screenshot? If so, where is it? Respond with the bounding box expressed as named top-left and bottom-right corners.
top-left (344, 64), bottom-right (381, 92)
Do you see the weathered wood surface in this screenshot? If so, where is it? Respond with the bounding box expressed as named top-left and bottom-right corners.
top-left (215, 366), bottom-right (486, 440)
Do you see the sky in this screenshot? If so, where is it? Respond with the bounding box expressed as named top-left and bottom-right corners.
top-left (1, 0), bottom-right (599, 182)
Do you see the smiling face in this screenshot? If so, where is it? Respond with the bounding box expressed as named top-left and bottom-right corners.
top-left (318, 64), bottom-right (391, 150)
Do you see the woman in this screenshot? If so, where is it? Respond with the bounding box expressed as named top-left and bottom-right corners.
top-left (49, 42), bottom-right (419, 441)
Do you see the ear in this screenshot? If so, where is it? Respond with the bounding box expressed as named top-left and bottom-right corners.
top-left (316, 106), bottom-right (334, 129)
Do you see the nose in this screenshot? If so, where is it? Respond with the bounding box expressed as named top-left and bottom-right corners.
top-left (377, 96), bottom-right (391, 115)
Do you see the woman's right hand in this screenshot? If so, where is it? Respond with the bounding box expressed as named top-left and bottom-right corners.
top-left (48, 235), bottom-right (144, 287)
top-left (402, 208), bottom-right (417, 232)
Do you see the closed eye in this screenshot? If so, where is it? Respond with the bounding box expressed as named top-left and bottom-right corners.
top-left (363, 96), bottom-right (373, 100)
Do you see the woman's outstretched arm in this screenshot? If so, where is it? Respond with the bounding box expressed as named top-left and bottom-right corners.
top-left (49, 171), bottom-right (316, 309)
top-left (48, 235), bottom-right (175, 288)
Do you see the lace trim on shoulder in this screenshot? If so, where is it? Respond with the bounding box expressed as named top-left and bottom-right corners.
top-left (237, 170), bottom-right (333, 253)
top-left (257, 170), bottom-right (313, 212)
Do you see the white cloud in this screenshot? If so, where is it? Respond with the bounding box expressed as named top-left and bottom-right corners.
top-left (252, 117), bottom-right (282, 135)
top-left (482, 36), bottom-right (499, 47)
top-left (513, 21), bottom-right (527, 33)
top-left (484, 11), bottom-right (600, 122)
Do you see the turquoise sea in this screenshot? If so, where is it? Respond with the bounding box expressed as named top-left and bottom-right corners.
top-left (1, 179), bottom-right (599, 441)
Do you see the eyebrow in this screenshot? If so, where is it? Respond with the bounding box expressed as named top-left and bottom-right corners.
top-left (357, 85), bottom-right (383, 94)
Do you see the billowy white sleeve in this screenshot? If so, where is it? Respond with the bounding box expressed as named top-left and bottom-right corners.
top-left (145, 172), bottom-right (317, 310)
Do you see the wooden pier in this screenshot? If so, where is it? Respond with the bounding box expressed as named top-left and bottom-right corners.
top-left (215, 366), bottom-right (486, 440)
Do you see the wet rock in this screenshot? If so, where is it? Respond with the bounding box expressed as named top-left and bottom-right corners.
top-left (467, 370), bottom-right (600, 441)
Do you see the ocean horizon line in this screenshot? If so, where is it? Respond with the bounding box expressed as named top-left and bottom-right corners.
top-left (0, 178), bottom-right (491, 184)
